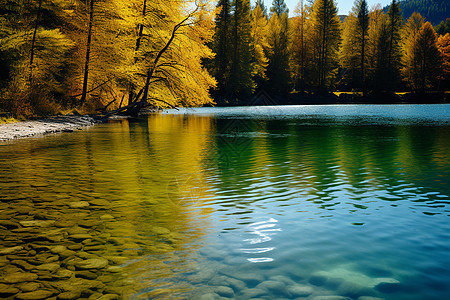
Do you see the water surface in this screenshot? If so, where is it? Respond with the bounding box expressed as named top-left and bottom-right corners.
top-left (0, 105), bottom-right (449, 299)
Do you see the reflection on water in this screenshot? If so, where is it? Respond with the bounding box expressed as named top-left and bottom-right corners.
top-left (0, 105), bottom-right (449, 300)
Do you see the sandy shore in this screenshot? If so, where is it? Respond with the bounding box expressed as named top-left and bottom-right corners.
top-left (0, 115), bottom-right (97, 142)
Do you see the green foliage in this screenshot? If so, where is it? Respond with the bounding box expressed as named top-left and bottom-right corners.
top-left (384, 0), bottom-right (449, 25)
top-left (270, 0), bottom-right (289, 17)
top-left (435, 18), bottom-right (450, 35)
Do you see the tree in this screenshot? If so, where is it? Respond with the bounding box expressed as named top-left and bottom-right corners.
top-left (0, 0), bottom-right (74, 117)
top-left (340, 13), bottom-right (360, 89)
top-left (228, 0), bottom-right (254, 97)
top-left (380, 0), bottom-right (403, 91)
top-left (437, 33), bottom-right (450, 90)
top-left (366, 4), bottom-right (384, 90)
top-left (213, 0), bottom-right (231, 93)
top-left (401, 12), bottom-right (425, 91)
top-left (80, 0), bottom-right (94, 103)
top-left (290, 0), bottom-right (314, 90)
top-left (255, 0), bottom-right (268, 17)
top-left (266, 11), bottom-right (290, 95)
top-left (414, 22), bottom-right (441, 92)
top-left (251, 4), bottom-right (270, 89)
top-left (310, 0), bottom-right (341, 91)
top-left (354, 0), bottom-right (369, 93)
top-left (270, 0), bottom-right (289, 17)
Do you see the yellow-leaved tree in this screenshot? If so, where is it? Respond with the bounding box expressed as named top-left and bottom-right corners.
top-left (251, 3), bottom-right (270, 88)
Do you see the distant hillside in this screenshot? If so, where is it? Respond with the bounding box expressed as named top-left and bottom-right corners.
top-left (383, 0), bottom-right (449, 25)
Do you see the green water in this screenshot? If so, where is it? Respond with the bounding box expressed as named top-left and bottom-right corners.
top-left (0, 105), bottom-right (449, 300)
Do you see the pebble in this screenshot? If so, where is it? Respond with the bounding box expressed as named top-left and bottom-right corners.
top-left (0, 245), bottom-right (23, 255)
top-left (287, 284), bottom-right (314, 297)
top-left (57, 291), bottom-right (82, 300)
top-left (97, 294), bottom-right (120, 300)
top-left (19, 220), bottom-right (55, 227)
top-left (214, 286), bottom-right (234, 297)
top-left (16, 282), bottom-right (40, 292)
top-left (3, 272), bottom-right (38, 283)
top-left (0, 283), bottom-right (20, 295)
top-left (69, 201), bottom-right (90, 209)
top-left (35, 262), bottom-right (60, 272)
top-left (75, 258), bottom-right (109, 270)
top-left (257, 280), bottom-right (287, 295)
top-left (15, 289), bottom-right (55, 299)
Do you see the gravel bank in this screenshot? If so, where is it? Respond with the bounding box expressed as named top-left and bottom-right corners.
top-left (0, 115), bottom-right (97, 142)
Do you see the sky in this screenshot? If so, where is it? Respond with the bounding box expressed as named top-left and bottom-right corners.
top-left (261, 0), bottom-right (392, 15)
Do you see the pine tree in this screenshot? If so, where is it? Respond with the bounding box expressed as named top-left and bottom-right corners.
top-left (229, 0), bottom-right (254, 97)
top-left (377, 0), bottom-right (403, 91)
top-left (354, 0), bottom-right (369, 93)
top-left (310, 0), bottom-right (341, 91)
top-left (214, 0), bottom-right (231, 93)
top-left (270, 0), bottom-right (289, 17)
top-left (290, 0), bottom-right (313, 90)
top-left (251, 4), bottom-right (270, 89)
top-left (402, 12), bottom-right (425, 91)
top-left (366, 4), bottom-right (384, 90)
top-left (255, 0), bottom-right (268, 17)
top-left (414, 22), bottom-right (441, 92)
top-left (437, 33), bottom-right (450, 90)
top-left (266, 11), bottom-right (290, 95)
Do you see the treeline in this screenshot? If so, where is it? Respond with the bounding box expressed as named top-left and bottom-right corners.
top-left (210, 0), bottom-right (450, 103)
top-left (0, 0), bottom-right (217, 117)
top-left (1, 0), bottom-right (450, 118)
top-left (383, 0), bottom-right (448, 25)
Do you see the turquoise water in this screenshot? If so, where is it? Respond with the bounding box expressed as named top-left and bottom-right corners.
top-left (0, 105), bottom-right (449, 299)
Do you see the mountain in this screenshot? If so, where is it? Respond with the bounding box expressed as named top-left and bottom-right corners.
top-left (383, 0), bottom-right (449, 25)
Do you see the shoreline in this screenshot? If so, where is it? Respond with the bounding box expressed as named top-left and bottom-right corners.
top-left (0, 115), bottom-right (97, 142)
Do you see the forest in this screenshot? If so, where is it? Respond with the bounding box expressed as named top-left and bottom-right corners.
top-left (0, 0), bottom-right (449, 118)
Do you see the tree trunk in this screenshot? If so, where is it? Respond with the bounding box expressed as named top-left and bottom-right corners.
top-left (29, 0), bottom-right (43, 83)
top-left (80, 0), bottom-right (95, 103)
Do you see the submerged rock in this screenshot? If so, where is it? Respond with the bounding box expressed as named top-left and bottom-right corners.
top-left (0, 283), bottom-right (20, 296)
top-left (57, 291), bottom-right (82, 300)
top-left (287, 284), bottom-right (314, 297)
top-left (69, 201), bottom-right (90, 209)
top-left (75, 258), bottom-right (108, 270)
top-left (3, 272), bottom-right (38, 283)
top-left (0, 246), bottom-right (23, 255)
top-left (15, 289), bottom-right (56, 299)
top-left (214, 286), bottom-right (234, 298)
top-left (16, 282), bottom-right (40, 292)
top-left (256, 280), bottom-right (287, 295)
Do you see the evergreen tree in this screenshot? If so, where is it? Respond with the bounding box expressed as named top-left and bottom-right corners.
top-left (437, 33), bottom-right (450, 90)
top-left (414, 22), bottom-right (441, 91)
top-left (255, 0), bottom-right (268, 17)
top-left (366, 4), bottom-right (384, 90)
top-left (229, 0), bottom-right (254, 97)
top-left (310, 0), bottom-right (341, 91)
top-left (266, 11), bottom-right (290, 94)
top-left (354, 0), bottom-right (369, 93)
top-left (214, 0), bottom-right (231, 93)
top-left (290, 0), bottom-right (313, 90)
top-left (270, 0), bottom-right (289, 17)
top-left (402, 12), bottom-right (425, 90)
top-left (251, 4), bottom-right (270, 89)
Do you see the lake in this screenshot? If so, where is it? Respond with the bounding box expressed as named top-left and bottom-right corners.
top-left (0, 104), bottom-right (449, 300)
